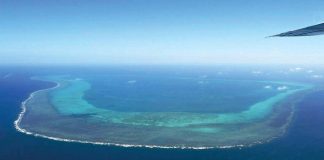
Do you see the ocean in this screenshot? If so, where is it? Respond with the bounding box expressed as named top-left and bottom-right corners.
top-left (1, 65), bottom-right (324, 160)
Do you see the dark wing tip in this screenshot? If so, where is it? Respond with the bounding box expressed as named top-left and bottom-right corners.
top-left (269, 22), bottom-right (324, 37)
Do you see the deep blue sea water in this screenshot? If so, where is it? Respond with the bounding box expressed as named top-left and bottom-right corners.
top-left (85, 73), bottom-right (279, 113)
top-left (1, 65), bottom-right (324, 160)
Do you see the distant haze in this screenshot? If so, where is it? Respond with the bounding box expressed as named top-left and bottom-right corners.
top-left (1, 0), bottom-right (324, 65)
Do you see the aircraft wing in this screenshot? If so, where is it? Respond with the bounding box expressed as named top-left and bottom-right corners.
top-left (272, 22), bottom-right (324, 37)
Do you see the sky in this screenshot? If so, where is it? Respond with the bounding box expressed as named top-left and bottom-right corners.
top-left (1, 0), bottom-right (324, 65)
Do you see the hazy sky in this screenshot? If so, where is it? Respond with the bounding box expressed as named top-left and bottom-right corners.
top-left (1, 0), bottom-right (324, 65)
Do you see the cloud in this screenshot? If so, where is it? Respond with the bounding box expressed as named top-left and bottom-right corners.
top-left (198, 81), bottom-right (205, 84)
top-left (252, 71), bottom-right (262, 74)
top-left (2, 73), bottom-right (12, 79)
top-left (311, 75), bottom-right (323, 79)
top-left (289, 67), bottom-right (303, 72)
top-left (307, 70), bottom-right (314, 73)
top-left (264, 85), bottom-right (272, 89)
top-left (127, 80), bottom-right (137, 84)
top-left (277, 86), bottom-right (288, 91)
top-left (200, 75), bottom-right (208, 78)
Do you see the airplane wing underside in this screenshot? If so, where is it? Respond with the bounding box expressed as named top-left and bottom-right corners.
top-left (272, 23), bottom-right (324, 37)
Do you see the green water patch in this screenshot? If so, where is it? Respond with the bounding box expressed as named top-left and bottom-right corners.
top-left (19, 75), bottom-right (313, 148)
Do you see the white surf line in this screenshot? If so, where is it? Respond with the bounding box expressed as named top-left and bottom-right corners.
top-left (13, 78), bottom-right (308, 150)
top-left (14, 81), bottom-right (61, 135)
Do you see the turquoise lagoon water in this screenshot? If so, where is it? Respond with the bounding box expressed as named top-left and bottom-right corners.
top-left (19, 70), bottom-right (313, 148)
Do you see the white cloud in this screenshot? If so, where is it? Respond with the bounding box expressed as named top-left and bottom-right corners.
top-left (289, 67), bottom-right (303, 72)
top-left (307, 70), bottom-right (314, 73)
top-left (252, 71), bottom-right (262, 74)
top-left (312, 75), bottom-right (323, 79)
top-left (277, 86), bottom-right (288, 91)
top-left (127, 80), bottom-right (137, 84)
top-left (264, 85), bottom-right (272, 89)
